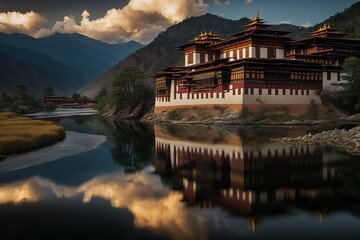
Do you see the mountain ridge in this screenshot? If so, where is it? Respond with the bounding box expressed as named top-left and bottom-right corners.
top-left (0, 32), bottom-right (143, 96)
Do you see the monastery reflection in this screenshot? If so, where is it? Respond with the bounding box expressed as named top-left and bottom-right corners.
top-left (155, 125), bottom-right (350, 227)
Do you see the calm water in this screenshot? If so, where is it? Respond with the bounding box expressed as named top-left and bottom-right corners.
top-left (1, 113), bottom-right (360, 239)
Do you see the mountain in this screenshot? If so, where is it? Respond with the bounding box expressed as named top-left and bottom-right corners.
top-left (315, 1), bottom-right (360, 37)
top-left (79, 14), bottom-right (250, 98)
top-left (80, 2), bottom-right (360, 99)
top-left (0, 33), bottom-right (143, 96)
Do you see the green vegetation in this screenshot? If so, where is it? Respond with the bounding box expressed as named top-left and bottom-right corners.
top-left (168, 109), bottom-right (182, 120)
top-left (95, 87), bottom-right (108, 110)
top-left (335, 57), bottom-right (360, 113)
top-left (0, 84), bottom-right (41, 114)
top-left (0, 112), bottom-right (66, 157)
top-left (96, 66), bottom-right (154, 117)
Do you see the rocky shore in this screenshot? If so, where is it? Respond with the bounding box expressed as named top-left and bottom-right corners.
top-left (141, 110), bottom-right (359, 126)
top-left (271, 125), bottom-right (360, 155)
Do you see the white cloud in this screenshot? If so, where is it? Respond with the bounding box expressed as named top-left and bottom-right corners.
top-left (214, 0), bottom-right (230, 5)
top-left (301, 22), bottom-right (312, 28)
top-left (244, 0), bottom-right (253, 4)
top-left (35, 0), bottom-right (208, 44)
top-left (0, 11), bottom-right (46, 35)
top-left (279, 20), bottom-right (292, 25)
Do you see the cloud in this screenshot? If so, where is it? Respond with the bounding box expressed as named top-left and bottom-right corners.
top-left (214, 0), bottom-right (230, 5)
top-left (35, 0), bottom-right (208, 44)
top-left (244, 0), bottom-right (253, 3)
top-left (279, 20), bottom-right (292, 25)
top-left (0, 11), bottom-right (46, 35)
top-left (0, 171), bottom-right (208, 240)
top-left (301, 22), bottom-right (312, 28)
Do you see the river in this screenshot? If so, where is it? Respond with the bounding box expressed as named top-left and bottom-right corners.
top-left (1, 110), bottom-right (360, 239)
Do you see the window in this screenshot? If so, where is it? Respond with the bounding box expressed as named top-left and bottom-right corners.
top-left (337, 72), bottom-right (341, 81)
top-left (200, 53), bottom-right (205, 63)
top-left (188, 52), bottom-right (194, 64)
top-left (256, 47), bottom-right (260, 58)
top-left (268, 48), bottom-right (275, 58)
top-left (327, 72), bottom-right (331, 81)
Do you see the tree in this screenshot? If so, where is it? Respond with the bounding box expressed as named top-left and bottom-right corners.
top-left (43, 86), bottom-right (55, 97)
top-left (72, 93), bottom-right (81, 101)
top-left (95, 87), bottom-right (108, 101)
top-left (336, 57), bottom-right (360, 113)
top-left (15, 84), bottom-right (29, 99)
top-left (111, 66), bottom-right (149, 106)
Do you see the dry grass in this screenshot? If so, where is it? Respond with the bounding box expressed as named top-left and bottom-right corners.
top-left (0, 112), bottom-right (66, 156)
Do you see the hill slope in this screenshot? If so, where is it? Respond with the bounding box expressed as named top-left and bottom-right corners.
top-left (79, 14), bottom-right (251, 98)
top-left (0, 33), bottom-right (143, 96)
top-left (80, 2), bottom-right (360, 99)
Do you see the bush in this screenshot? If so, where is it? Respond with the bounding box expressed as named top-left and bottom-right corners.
top-left (168, 109), bottom-right (182, 120)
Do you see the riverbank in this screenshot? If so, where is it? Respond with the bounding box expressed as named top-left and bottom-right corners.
top-left (0, 131), bottom-right (106, 173)
top-left (0, 112), bottom-right (66, 157)
top-left (141, 106), bottom-right (352, 125)
top-left (271, 125), bottom-right (360, 155)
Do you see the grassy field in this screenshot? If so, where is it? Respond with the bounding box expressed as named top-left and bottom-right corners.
top-left (0, 112), bottom-right (66, 157)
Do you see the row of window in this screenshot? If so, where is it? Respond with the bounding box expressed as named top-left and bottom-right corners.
top-left (188, 46), bottom-right (280, 65)
top-left (291, 72), bottom-right (322, 81)
top-left (231, 70), bottom-right (265, 80)
top-left (224, 47), bottom-right (277, 59)
top-left (156, 77), bottom-right (167, 88)
top-left (298, 58), bottom-right (332, 65)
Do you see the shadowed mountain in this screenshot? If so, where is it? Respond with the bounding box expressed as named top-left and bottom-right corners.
top-left (80, 2), bottom-right (360, 99)
top-left (0, 33), bottom-right (143, 96)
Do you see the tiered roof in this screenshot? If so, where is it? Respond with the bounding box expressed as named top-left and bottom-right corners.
top-left (310, 23), bottom-right (348, 38)
top-left (176, 31), bottom-right (224, 50)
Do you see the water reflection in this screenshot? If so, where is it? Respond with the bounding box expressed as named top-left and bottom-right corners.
top-left (154, 125), bottom-right (360, 230)
top-left (0, 171), bottom-right (209, 240)
top-left (2, 116), bottom-right (360, 239)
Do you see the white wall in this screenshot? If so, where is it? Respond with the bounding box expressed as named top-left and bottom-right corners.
top-left (260, 47), bottom-right (267, 58)
top-left (205, 54), bottom-right (208, 62)
top-left (229, 51), bottom-right (234, 61)
top-left (156, 80), bottom-right (322, 108)
top-left (244, 89), bottom-right (321, 104)
top-left (249, 47), bottom-right (255, 58)
top-left (185, 54), bottom-right (188, 66)
top-left (276, 49), bottom-right (284, 59)
top-left (220, 52), bottom-right (225, 59)
top-left (323, 71), bottom-right (346, 92)
top-left (242, 48), bottom-right (246, 58)
top-left (195, 53), bottom-right (200, 64)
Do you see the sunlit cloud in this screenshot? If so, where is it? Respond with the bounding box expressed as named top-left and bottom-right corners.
top-left (0, 171), bottom-right (208, 240)
top-left (35, 0), bottom-right (208, 44)
top-left (244, 0), bottom-right (253, 3)
top-left (0, 11), bottom-right (46, 35)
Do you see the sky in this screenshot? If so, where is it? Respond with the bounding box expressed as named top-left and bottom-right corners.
top-left (0, 0), bottom-right (358, 44)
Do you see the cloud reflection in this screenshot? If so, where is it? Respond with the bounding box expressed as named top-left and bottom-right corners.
top-left (0, 170), bottom-right (208, 240)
